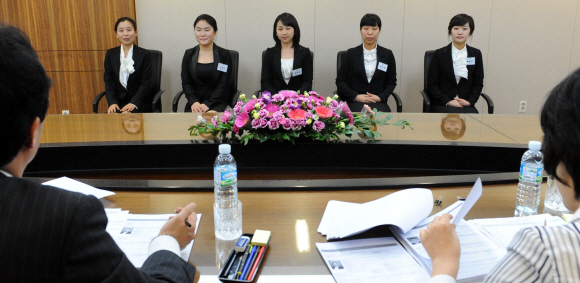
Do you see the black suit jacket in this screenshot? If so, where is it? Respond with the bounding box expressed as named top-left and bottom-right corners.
top-left (336, 44), bottom-right (397, 102)
top-left (0, 175), bottom-right (196, 282)
top-left (181, 44), bottom-right (232, 111)
top-left (427, 43), bottom-right (484, 106)
top-left (261, 44), bottom-right (313, 94)
top-left (104, 45), bottom-right (153, 111)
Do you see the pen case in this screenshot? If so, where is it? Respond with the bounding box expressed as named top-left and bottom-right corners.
top-left (218, 233), bottom-right (270, 283)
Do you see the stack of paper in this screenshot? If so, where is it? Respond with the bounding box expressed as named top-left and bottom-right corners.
top-left (317, 188), bottom-right (434, 239)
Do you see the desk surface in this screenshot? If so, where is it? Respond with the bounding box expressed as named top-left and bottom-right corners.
top-left (103, 183), bottom-right (529, 277)
top-left (40, 113), bottom-right (541, 146)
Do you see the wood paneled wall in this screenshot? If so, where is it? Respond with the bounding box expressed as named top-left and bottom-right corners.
top-left (1, 0), bottom-right (136, 114)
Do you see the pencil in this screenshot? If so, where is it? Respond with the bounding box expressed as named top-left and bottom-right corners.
top-left (247, 246), bottom-right (265, 280)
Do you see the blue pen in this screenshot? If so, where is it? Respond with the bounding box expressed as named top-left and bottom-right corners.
top-left (240, 244), bottom-right (257, 279)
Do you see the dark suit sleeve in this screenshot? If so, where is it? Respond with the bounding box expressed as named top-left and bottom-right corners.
top-left (205, 51), bottom-right (231, 109)
top-left (467, 49), bottom-right (484, 106)
top-left (298, 48), bottom-right (313, 93)
top-left (104, 50), bottom-right (119, 106)
top-left (129, 50), bottom-right (152, 108)
top-left (260, 48), bottom-right (276, 94)
top-left (377, 50), bottom-right (397, 102)
top-left (61, 195), bottom-right (195, 283)
top-left (181, 50), bottom-right (199, 105)
top-left (427, 49), bottom-right (453, 106)
top-left (336, 51), bottom-right (358, 102)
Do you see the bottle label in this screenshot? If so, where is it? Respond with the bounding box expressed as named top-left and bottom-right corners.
top-left (214, 165), bottom-right (237, 186)
top-left (519, 162), bottom-right (543, 182)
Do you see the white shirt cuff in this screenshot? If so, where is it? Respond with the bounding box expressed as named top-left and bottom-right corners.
top-left (130, 103), bottom-right (138, 109)
top-left (428, 274), bottom-right (456, 283)
top-left (148, 235), bottom-right (181, 257)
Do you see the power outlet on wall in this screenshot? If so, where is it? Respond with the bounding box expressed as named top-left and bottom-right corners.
top-left (519, 101), bottom-right (527, 113)
top-left (62, 110), bottom-right (70, 115)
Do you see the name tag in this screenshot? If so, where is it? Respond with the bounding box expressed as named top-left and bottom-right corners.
top-left (466, 57), bottom-right (475, 65)
top-left (217, 63), bottom-right (228, 72)
top-left (292, 68), bottom-right (302, 77)
top-left (377, 62), bottom-right (388, 72)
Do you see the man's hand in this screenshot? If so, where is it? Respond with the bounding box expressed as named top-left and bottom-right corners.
top-left (420, 214), bottom-right (460, 279)
top-left (159, 203), bottom-right (198, 250)
top-left (355, 94), bottom-right (374, 103)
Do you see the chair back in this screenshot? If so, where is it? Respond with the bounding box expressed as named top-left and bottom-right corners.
top-left (149, 50), bottom-right (163, 111)
top-left (336, 51), bottom-right (346, 77)
top-left (423, 50), bottom-right (435, 91)
top-left (228, 50), bottom-right (239, 98)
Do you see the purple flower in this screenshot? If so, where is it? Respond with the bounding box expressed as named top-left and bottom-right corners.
top-left (233, 125), bottom-right (240, 134)
top-left (233, 103), bottom-right (243, 115)
top-left (221, 111), bottom-right (231, 123)
top-left (280, 118), bottom-right (292, 130)
top-left (291, 120), bottom-right (302, 130)
top-left (273, 111), bottom-right (284, 121)
top-left (262, 91), bottom-right (271, 97)
top-left (313, 120), bottom-right (325, 132)
top-left (251, 118), bottom-right (261, 129)
top-left (328, 100), bottom-right (339, 111)
top-left (268, 119), bottom-right (279, 130)
top-left (272, 93), bottom-right (285, 102)
top-left (259, 109), bottom-right (268, 118)
top-left (211, 115), bottom-right (219, 127)
top-left (259, 118), bottom-right (268, 128)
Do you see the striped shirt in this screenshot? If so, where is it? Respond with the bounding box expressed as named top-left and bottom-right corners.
top-left (429, 208), bottom-right (580, 283)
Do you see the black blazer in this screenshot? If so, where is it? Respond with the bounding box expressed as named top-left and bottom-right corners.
top-left (427, 43), bottom-right (484, 106)
top-left (0, 175), bottom-right (196, 282)
top-left (336, 44), bottom-right (397, 102)
top-left (181, 44), bottom-right (232, 111)
top-left (104, 45), bottom-right (153, 109)
top-left (261, 44), bottom-right (313, 94)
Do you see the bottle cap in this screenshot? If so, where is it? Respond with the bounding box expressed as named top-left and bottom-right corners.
top-left (219, 144), bottom-right (231, 154)
top-left (528, 141), bottom-right (542, 151)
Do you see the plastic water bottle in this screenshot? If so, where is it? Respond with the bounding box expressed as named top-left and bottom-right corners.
top-left (214, 144), bottom-right (242, 240)
top-left (514, 141), bottom-right (544, 217)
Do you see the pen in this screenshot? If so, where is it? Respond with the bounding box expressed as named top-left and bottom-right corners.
top-left (241, 244), bottom-right (257, 280)
top-left (222, 252), bottom-right (237, 278)
top-left (235, 245), bottom-right (252, 279)
top-left (227, 254), bottom-right (242, 279)
top-left (247, 246), bottom-right (265, 280)
top-left (174, 210), bottom-right (192, 227)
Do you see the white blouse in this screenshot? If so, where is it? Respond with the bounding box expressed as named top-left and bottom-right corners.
top-left (451, 44), bottom-right (468, 84)
top-left (119, 44), bottom-right (135, 89)
top-left (281, 58), bottom-right (293, 84)
top-left (363, 44), bottom-right (377, 83)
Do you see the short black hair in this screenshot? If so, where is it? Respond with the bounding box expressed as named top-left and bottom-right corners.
top-left (114, 17), bottom-right (137, 32)
top-left (0, 24), bottom-right (51, 167)
top-left (194, 14), bottom-right (218, 32)
top-left (448, 14), bottom-right (474, 35)
top-left (541, 67), bottom-right (580, 199)
top-left (360, 14), bottom-right (382, 30)
top-left (273, 13), bottom-right (300, 47)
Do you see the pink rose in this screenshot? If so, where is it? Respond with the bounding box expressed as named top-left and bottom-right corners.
top-left (313, 120), bottom-right (325, 132)
top-left (221, 111), bottom-right (231, 123)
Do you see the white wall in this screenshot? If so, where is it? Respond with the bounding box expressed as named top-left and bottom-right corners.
top-left (136, 0), bottom-right (580, 114)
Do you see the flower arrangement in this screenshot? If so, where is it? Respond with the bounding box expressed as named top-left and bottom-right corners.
top-left (189, 90), bottom-right (412, 144)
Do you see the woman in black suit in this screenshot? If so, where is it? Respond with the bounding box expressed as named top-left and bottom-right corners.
top-left (427, 14), bottom-right (484, 113)
top-left (261, 13), bottom-right (313, 95)
top-left (104, 17), bottom-right (153, 114)
top-left (336, 14), bottom-right (396, 112)
top-left (181, 14), bottom-right (232, 112)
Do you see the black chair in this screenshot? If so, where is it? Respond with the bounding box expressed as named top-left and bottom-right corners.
top-left (173, 50), bottom-right (241, 112)
top-left (254, 49), bottom-right (314, 98)
top-left (333, 51), bottom-right (402, 113)
top-left (93, 50), bottom-right (164, 113)
top-left (420, 50), bottom-right (494, 114)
